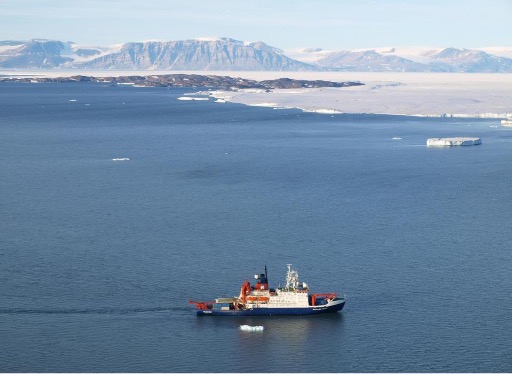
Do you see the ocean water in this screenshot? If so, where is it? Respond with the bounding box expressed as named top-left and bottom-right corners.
top-left (1, 82), bottom-right (512, 372)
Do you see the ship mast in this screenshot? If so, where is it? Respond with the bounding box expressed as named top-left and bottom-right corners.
top-left (285, 264), bottom-right (300, 290)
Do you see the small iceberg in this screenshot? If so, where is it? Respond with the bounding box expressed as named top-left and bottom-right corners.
top-left (427, 137), bottom-right (482, 147)
top-left (112, 158), bottom-right (130, 161)
top-left (240, 325), bottom-right (264, 332)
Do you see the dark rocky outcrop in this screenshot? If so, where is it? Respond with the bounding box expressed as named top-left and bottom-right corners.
top-left (0, 74), bottom-right (364, 90)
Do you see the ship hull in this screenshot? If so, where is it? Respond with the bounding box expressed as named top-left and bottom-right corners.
top-left (197, 298), bottom-right (345, 316)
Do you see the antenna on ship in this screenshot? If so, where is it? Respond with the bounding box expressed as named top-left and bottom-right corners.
top-left (265, 265), bottom-right (268, 281)
top-left (285, 264), bottom-right (300, 290)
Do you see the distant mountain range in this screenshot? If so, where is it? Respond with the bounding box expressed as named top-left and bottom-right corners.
top-left (287, 46), bottom-right (512, 73)
top-left (1, 38), bottom-right (512, 72)
top-left (0, 38), bottom-right (314, 71)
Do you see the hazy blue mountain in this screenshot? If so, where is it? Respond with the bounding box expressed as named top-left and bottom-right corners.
top-left (0, 38), bottom-right (317, 71)
top-left (425, 47), bottom-right (512, 72)
top-left (1, 39), bottom-right (512, 72)
top-left (315, 50), bottom-right (429, 72)
top-left (78, 38), bottom-right (318, 71)
top-left (290, 46), bottom-right (512, 72)
top-left (0, 39), bottom-right (72, 68)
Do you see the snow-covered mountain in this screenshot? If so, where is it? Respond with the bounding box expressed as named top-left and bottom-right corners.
top-left (0, 39), bottom-right (120, 68)
top-left (0, 40), bottom-right (72, 68)
top-left (424, 47), bottom-right (512, 72)
top-left (286, 46), bottom-right (512, 72)
top-left (1, 39), bottom-right (512, 72)
top-left (316, 50), bottom-right (429, 72)
top-left (0, 38), bottom-right (317, 71)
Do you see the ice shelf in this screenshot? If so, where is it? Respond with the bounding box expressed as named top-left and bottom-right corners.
top-left (427, 137), bottom-right (482, 146)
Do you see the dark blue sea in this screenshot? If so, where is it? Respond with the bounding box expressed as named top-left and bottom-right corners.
top-left (1, 82), bottom-right (511, 372)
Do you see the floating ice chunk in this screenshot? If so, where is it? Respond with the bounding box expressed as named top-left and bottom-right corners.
top-left (112, 158), bottom-right (130, 161)
top-left (392, 137), bottom-right (403, 140)
top-left (69, 99), bottom-right (77, 102)
top-left (427, 137), bottom-right (482, 146)
top-left (308, 108), bottom-right (342, 114)
top-left (240, 325), bottom-right (264, 332)
top-left (296, 107), bottom-right (343, 114)
top-left (177, 97), bottom-right (209, 101)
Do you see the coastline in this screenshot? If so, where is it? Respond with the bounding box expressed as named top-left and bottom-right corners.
top-left (2, 70), bottom-right (511, 118)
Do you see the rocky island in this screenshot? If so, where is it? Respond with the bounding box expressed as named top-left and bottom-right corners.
top-left (0, 74), bottom-right (363, 90)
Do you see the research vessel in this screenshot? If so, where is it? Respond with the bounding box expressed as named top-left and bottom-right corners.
top-left (189, 264), bottom-right (346, 316)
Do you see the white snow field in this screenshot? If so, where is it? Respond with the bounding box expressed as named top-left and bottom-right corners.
top-left (207, 72), bottom-right (512, 118)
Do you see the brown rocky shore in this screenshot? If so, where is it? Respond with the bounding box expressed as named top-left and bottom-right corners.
top-left (0, 73), bottom-right (363, 90)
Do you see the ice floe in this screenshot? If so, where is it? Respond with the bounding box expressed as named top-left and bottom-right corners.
top-left (427, 137), bottom-right (482, 146)
top-left (240, 325), bottom-right (264, 332)
top-left (304, 108), bottom-right (343, 114)
top-left (177, 97), bottom-right (209, 101)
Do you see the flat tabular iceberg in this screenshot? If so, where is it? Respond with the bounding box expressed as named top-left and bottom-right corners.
top-left (427, 137), bottom-right (482, 146)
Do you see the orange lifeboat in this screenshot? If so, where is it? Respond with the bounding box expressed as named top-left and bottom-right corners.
top-left (246, 295), bottom-right (270, 303)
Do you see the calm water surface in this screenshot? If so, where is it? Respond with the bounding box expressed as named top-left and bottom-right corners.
top-left (1, 83), bottom-right (511, 372)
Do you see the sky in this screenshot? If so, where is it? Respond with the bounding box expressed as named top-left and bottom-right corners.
top-left (1, 0), bottom-right (511, 50)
